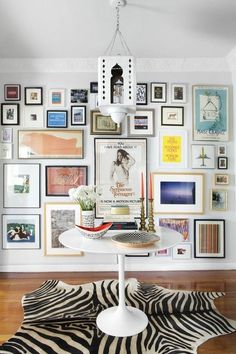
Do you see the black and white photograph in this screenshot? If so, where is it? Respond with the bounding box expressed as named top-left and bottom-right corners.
top-left (1, 103), bottom-right (19, 125)
top-left (71, 89), bottom-right (88, 103)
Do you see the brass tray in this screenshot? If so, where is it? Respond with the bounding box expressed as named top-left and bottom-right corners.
top-left (111, 231), bottom-right (160, 248)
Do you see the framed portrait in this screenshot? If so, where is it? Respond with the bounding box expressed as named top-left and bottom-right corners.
top-left (1, 127), bottom-right (13, 143)
top-left (214, 173), bottom-right (229, 185)
top-left (217, 145), bottom-right (227, 156)
top-left (46, 165), bottom-right (88, 196)
top-left (18, 130), bottom-right (84, 159)
top-left (3, 163), bottom-right (40, 208)
top-left (0, 143), bottom-right (13, 159)
top-left (71, 89), bottom-right (88, 103)
top-left (161, 106), bottom-right (184, 126)
top-left (90, 82), bottom-right (98, 93)
top-left (150, 82), bottom-right (167, 103)
top-left (4, 84), bottom-right (21, 101)
top-left (171, 84), bottom-right (187, 103)
top-left (128, 109), bottom-right (154, 137)
top-left (158, 130), bottom-right (188, 168)
top-left (136, 83), bottom-right (148, 105)
top-left (1, 103), bottom-right (19, 125)
top-left (153, 173), bottom-right (204, 214)
top-left (210, 189), bottom-right (227, 211)
top-left (71, 105), bottom-right (86, 126)
top-left (25, 87), bottom-right (43, 105)
top-left (194, 219), bottom-right (225, 258)
top-left (217, 156), bottom-right (228, 169)
top-left (191, 144), bottom-right (215, 169)
top-left (2, 214), bottom-right (40, 250)
top-left (90, 111), bottom-right (121, 135)
top-left (23, 106), bottom-right (44, 128)
top-left (192, 85), bottom-right (229, 141)
top-left (48, 88), bottom-right (66, 107)
top-left (47, 110), bottom-right (68, 128)
top-left (95, 138), bottom-right (147, 218)
top-left (159, 218), bottom-right (190, 241)
top-left (172, 244), bottom-right (192, 260)
top-left (44, 203), bottom-right (82, 256)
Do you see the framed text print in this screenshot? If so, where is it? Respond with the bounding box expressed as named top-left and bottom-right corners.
top-left (158, 130), bottom-right (188, 168)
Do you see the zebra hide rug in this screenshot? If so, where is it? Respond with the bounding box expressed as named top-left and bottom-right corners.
top-left (0, 278), bottom-right (236, 354)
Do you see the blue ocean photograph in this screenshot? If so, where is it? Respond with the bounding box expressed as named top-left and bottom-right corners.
top-left (160, 181), bottom-right (196, 205)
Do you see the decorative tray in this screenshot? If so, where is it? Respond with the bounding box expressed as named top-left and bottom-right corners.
top-left (111, 231), bottom-right (160, 248)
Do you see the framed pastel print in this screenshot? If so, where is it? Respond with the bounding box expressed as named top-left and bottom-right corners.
top-left (150, 82), bottom-right (167, 103)
top-left (217, 156), bottom-right (228, 169)
top-left (47, 110), bottom-right (68, 128)
top-left (71, 106), bottom-right (86, 126)
top-left (171, 84), bottom-right (187, 103)
top-left (71, 89), bottom-right (88, 103)
top-left (90, 111), bottom-right (121, 135)
top-left (210, 189), bottom-right (227, 211)
top-left (4, 84), bottom-right (21, 101)
top-left (0, 143), bottom-right (13, 159)
top-left (46, 165), bottom-right (88, 196)
top-left (153, 173), bottom-right (204, 214)
top-left (136, 83), bottom-right (148, 105)
top-left (217, 145), bottom-right (226, 156)
top-left (172, 244), bottom-right (191, 260)
top-left (161, 106), bottom-right (184, 126)
top-left (48, 88), bottom-right (66, 107)
top-left (192, 85), bottom-right (229, 141)
top-left (23, 106), bottom-right (44, 128)
top-left (3, 163), bottom-right (40, 208)
top-left (25, 87), bottom-right (43, 105)
top-left (159, 218), bottom-right (190, 241)
top-left (1, 103), bottom-right (19, 125)
top-left (90, 82), bottom-right (98, 93)
top-left (44, 203), bottom-right (82, 256)
top-left (128, 109), bottom-right (154, 137)
top-left (194, 219), bottom-right (225, 258)
top-left (158, 130), bottom-right (188, 168)
top-left (1, 128), bottom-right (13, 143)
top-left (2, 214), bottom-right (40, 249)
top-left (191, 144), bottom-right (215, 169)
top-left (214, 173), bottom-right (229, 185)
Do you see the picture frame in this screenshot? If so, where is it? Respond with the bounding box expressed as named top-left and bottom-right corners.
top-left (95, 138), bottom-right (147, 218)
top-left (18, 130), bottom-right (84, 159)
top-left (136, 83), bottom-right (148, 105)
top-left (171, 84), bottom-right (187, 104)
top-left (150, 82), bottom-right (167, 103)
top-left (192, 85), bottom-right (229, 141)
top-left (25, 87), bottom-right (43, 105)
top-left (217, 156), bottom-right (228, 169)
top-left (159, 218), bottom-right (190, 241)
top-left (71, 105), bottom-right (86, 126)
top-left (3, 163), bottom-right (40, 208)
top-left (210, 189), bottom-right (227, 211)
top-left (1, 103), bottom-right (19, 125)
top-left (45, 165), bottom-right (88, 196)
top-left (71, 89), bottom-right (88, 103)
top-left (1, 127), bottom-right (13, 143)
top-left (46, 110), bottom-right (68, 128)
top-left (128, 109), bottom-right (155, 137)
top-left (194, 219), bottom-right (225, 258)
top-left (217, 145), bottom-right (227, 156)
top-left (153, 173), bottom-right (204, 214)
top-left (155, 248), bottom-right (170, 257)
top-left (214, 173), bottom-right (229, 185)
top-left (90, 82), bottom-right (98, 94)
top-left (48, 88), bottom-right (66, 107)
top-left (0, 143), bottom-right (13, 159)
top-left (4, 84), bottom-right (21, 101)
top-left (172, 244), bottom-right (192, 260)
top-left (2, 214), bottom-right (40, 250)
top-left (23, 106), bottom-right (44, 128)
top-left (158, 130), bottom-right (188, 168)
top-left (44, 203), bottom-right (82, 256)
top-left (161, 106), bottom-right (184, 126)
top-left (90, 110), bottom-right (121, 135)
top-left (191, 144), bottom-right (215, 169)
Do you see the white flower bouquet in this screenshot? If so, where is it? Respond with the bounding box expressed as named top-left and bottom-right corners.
top-left (68, 185), bottom-right (101, 211)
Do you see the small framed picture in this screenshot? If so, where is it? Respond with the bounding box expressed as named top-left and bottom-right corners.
top-left (136, 83), bottom-right (148, 105)
top-left (155, 248), bottom-right (170, 257)
top-left (210, 189), bottom-right (227, 211)
top-left (128, 109), bottom-right (154, 137)
top-left (90, 110), bottom-right (121, 135)
top-left (150, 82), bottom-right (167, 103)
top-left (171, 84), bottom-right (187, 103)
top-left (4, 84), bottom-right (21, 101)
top-left (71, 105), bottom-right (86, 125)
top-left (48, 89), bottom-right (66, 107)
top-left (1, 103), bottom-right (19, 125)
top-left (217, 156), bottom-right (228, 169)
top-left (214, 173), bottom-right (229, 185)
top-left (90, 82), bottom-right (98, 93)
top-left (172, 244), bottom-right (191, 259)
top-left (1, 128), bottom-right (13, 143)
top-left (23, 106), bottom-right (44, 128)
top-left (47, 110), bottom-right (68, 128)
top-left (25, 87), bottom-right (43, 105)
top-left (71, 89), bottom-right (88, 103)
top-left (191, 145), bottom-right (215, 169)
top-left (161, 106), bottom-right (184, 126)
top-left (0, 143), bottom-right (13, 159)
top-left (217, 145), bottom-right (227, 156)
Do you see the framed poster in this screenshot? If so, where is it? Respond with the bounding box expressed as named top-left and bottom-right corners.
top-left (192, 85), bottom-right (229, 141)
top-left (47, 110), bottom-right (68, 128)
top-left (3, 163), bottom-right (40, 208)
top-left (25, 87), bottom-right (43, 105)
top-left (1, 128), bottom-right (13, 143)
top-left (0, 143), bottom-right (13, 159)
top-left (171, 84), bottom-right (187, 103)
top-left (128, 109), bottom-right (154, 137)
top-left (210, 189), bottom-right (227, 211)
top-left (23, 106), bottom-right (44, 128)
top-left (1, 103), bottom-right (19, 125)
top-left (191, 144), bottom-right (215, 169)
top-left (4, 84), bottom-right (21, 101)
top-left (90, 111), bottom-right (121, 135)
top-left (46, 165), bottom-right (88, 196)
top-left (95, 138), bottom-right (147, 218)
top-left (161, 106), bottom-right (184, 126)
top-left (71, 89), bottom-right (88, 103)
top-left (48, 89), bottom-right (66, 107)
top-left (150, 82), bottom-right (167, 103)
top-left (158, 130), bottom-right (188, 168)
top-left (71, 106), bottom-right (86, 126)
top-left (136, 83), bottom-right (148, 105)
top-left (159, 218), bottom-right (189, 241)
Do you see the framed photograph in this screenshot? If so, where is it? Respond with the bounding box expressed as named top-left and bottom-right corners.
top-left (194, 219), bottom-right (225, 258)
top-left (0, 143), bottom-right (13, 159)
top-left (23, 106), bottom-right (44, 128)
top-left (44, 203), bottom-right (82, 256)
top-left (95, 138), bottom-right (147, 218)
top-left (155, 248), bottom-right (170, 257)
top-left (71, 105), bottom-right (86, 126)
top-left (1, 103), bottom-right (19, 125)
top-left (159, 218), bottom-right (190, 241)
top-left (150, 82), bottom-right (167, 103)
top-left (90, 82), bottom-right (98, 94)
top-left (191, 144), bottom-right (215, 169)
top-left (161, 106), bottom-right (184, 126)
top-left (4, 84), bottom-right (21, 101)
top-left (71, 89), bottom-right (88, 103)
top-left (214, 173), bottom-right (229, 185)
top-left (192, 85), bottom-right (229, 141)
top-left (18, 130), bottom-right (84, 159)
top-left (2, 214), bottom-right (40, 250)
top-left (128, 109), bottom-right (154, 137)
top-left (48, 88), bottom-right (66, 107)
top-left (171, 84), bottom-right (187, 103)
top-left (46, 110), bottom-right (68, 128)
top-left (1, 127), bottom-right (13, 143)
top-left (217, 156), bottom-right (228, 169)
top-left (136, 83), bottom-right (148, 105)
top-left (25, 87), bottom-right (43, 105)
top-left (46, 165), bottom-right (88, 196)
top-left (210, 189), bottom-right (227, 211)
top-left (158, 130), bottom-right (188, 168)
top-left (90, 111), bottom-right (121, 135)
top-left (3, 163), bottom-right (40, 208)
top-left (153, 173), bottom-right (204, 214)
top-left (172, 244), bottom-right (192, 260)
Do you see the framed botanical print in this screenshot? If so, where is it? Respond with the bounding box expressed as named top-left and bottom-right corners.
top-left (128, 109), bottom-right (154, 137)
top-left (210, 189), bottom-right (227, 211)
top-left (48, 88), bottom-right (66, 107)
top-left (158, 130), bottom-right (188, 168)
top-left (23, 106), bottom-right (44, 128)
top-left (1, 103), bottom-right (19, 125)
top-left (161, 106), bottom-right (184, 126)
top-left (71, 89), bottom-right (88, 103)
top-left (25, 87), bottom-right (43, 105)
top-left (171, 84), bottom-right (187, 103)
top-left (4, 84), bottom-right (21, 101)
top-left (90, 111), bottom-right (121, 135)
top-left (191, 144), bottom-right (215, 169)
top-left (136, 83), bottom-right (148, 105)
top-left (150, 82), bottom-right (167, 103)
top-left (47, 110), bottom-right (68, 128)
top-left (71, 106), bottom-right (86, 125)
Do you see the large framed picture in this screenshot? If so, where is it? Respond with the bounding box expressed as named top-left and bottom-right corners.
top-left (95, 138), bottom-right (147, 217)
top-left (23, 106), bottom-right (44, 128)
top-left (153, 173), bottom-right (204, 214)
top-left (191, 144), bottom-right (215, 169)
top-left (1, 103), bottom-right (19, 125)
top-left (3, 163), bottom-right (40, 208)
top-left (4, 84), bottom-right (21, 101)
top-left (2, 214), bottom-right (40, 249)
top-left (192, 85), bottom-right (229, 141)
top-left (171, 84), bottom-right (187, 103)
top-left (136, 83), bottom-right (148, 105)
top-left (158, 130), bottom-right (188, 168)
top-left (150, 82), bottom-right (167, 103)
top-left (46, 165), bottom-right (88, 196)
top-left (128, 109), bottom-right (155, 137)
top-left (71, 106), bottom-right (86, 126)
top-left (18, 130), bottom-right (84, 159)
top-left (46, 110), bottom-right (68, 128)
top-left (159, 218), bottom-right (190, 241)
top-left (25, 87), bottom-right (43, 105)
top-left (161, 106), bottom-right (184, 126)
top-left (48, 88), bottom-right (66, 107)
top-left (194, 219), bottom-right (225, 258)
top-left (90, 111), bottom-right (121, 135)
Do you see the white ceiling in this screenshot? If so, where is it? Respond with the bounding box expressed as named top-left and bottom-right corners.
top-left (0, 0), bottom-right (236, 59)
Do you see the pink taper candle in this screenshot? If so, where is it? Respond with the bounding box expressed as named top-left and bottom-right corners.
top-left (149, 173), bottom-right (153, 199)
top-left (141, 172), bottom-right (144, 198)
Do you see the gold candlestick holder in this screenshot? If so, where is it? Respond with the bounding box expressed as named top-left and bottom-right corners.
top-left (147, 198), bottom-right (156, 233)
top-left (139, 197), bottom-right (147, 231)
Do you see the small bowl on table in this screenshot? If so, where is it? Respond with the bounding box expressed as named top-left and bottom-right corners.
top-left (75, 222), bottom-right (113, 239)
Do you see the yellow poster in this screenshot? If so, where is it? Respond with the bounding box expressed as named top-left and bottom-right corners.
top-left (162, 136), bottom-right (182, 163)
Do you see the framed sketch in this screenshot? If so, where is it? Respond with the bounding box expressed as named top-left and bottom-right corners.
top-left (90, 111), bottom-right (121, 135)
top-left (192, 85), bottom-right (229, 141)
top-left (46, 165), bottom-right (88, 196)
top-left (48, 88), bottom-right (66, 107)
top-left (90, 82), bottom-right (98, 93)
top-left (2, 214), bottom-right (40, 250)
top-left (18, 130), bottom-right (84, 159)
top-left (161, 106), bottom-right (184, 126)
top-left (153, 173), bottom-right (204, 214)
top-left (71, 106), bottom-right (86, 126)
top-left (159, 218), bottom-right (190, 241)
top-left (194, 219), bottom-right (225, 258)
top-left (71, 89), bottom-right (88, 103)
top-left (172, 244), bottom-right (192, 259)
top-left (23, 106), bottom-right (44, 128)
top-left (210, 189), bottom-right (227, 211)
top-left (44, 203), bottom-right (82, 256)
top-left (25, 87), bottom-right (43, 105)
top-left (217, 156), bottom-right (228, 169)
top-left (191, 144), bottom-right (215, 169)
top-left (217, 145), bottom-right (227, 156)
top-left (171, 84), bottom-right (187, 103)
top-left (214, 173), bottom-right (229, 185)
top-left (150, 82), bottom-right (167, 103)
top-left (136, 83), bottom-right (148, 105)
top-left (1, 128), bottom-right (13, 143)
top-left (4, 84), bottom-right (21, 101)
top-left (0, 143), bottom-right (13, 159)
top-left (1, 103), bottom-right (19, 125)
top-left (158, 130), bottom-right (188, 168)
top-left (94, 138), bottom-right (147, 218)
top-left (128, 109), bottom-right (154, 137)
top-left (3, 163), bottom-right (40, 208)
top-left (47, 110), bottom-right (68, 128)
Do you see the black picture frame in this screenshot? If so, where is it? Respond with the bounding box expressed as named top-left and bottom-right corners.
top-left (161, 106), bottom-right (184, 126)
top-left (136, 83), bottom-right (148, 105)
top-left (1, 103), bottom-right (20, 125)
top-left (24, 87), bottom-right (43, 105)
top-left (217, 156), bottom-right (228, 169)
top-left (46, 110), bottom-right (68, 128)
top-left (71, 105), bottom-right (86, 126)
top-left (150, 82), bottom-right (167, 103)
top-left (90, 82), bottom-right (98, 94)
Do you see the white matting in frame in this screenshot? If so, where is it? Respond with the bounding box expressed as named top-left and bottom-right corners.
top-left (158, 130), bottom-right (188, 168)
top-left (23, 106), bottom-right (44, 128)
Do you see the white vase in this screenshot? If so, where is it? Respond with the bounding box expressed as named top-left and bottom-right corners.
top-left (81, 210), bottom-right (95, 228)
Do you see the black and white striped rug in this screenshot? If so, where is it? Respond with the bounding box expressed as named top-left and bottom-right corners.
top-left (1, 279), bottom-right (236, 354)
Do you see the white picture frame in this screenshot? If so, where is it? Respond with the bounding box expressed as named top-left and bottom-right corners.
top-left (158, 130), bottom-right (188, 168)
top-left (191, 144), bottom-right (215, 169)
top-left (48, 88), bottom-right (66, 107)
top-left (172, 243), bottom-right (192, 259)
top-left (23, 106), bottom-right (44, 128)
top-left (0, 143), bottom-right (13, 159)
top-left (128, 109), bottom-right (155, 137)
top-left (1, 128), bottom-right (13, 143)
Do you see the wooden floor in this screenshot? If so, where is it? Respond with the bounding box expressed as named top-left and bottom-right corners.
top-left (0, 270), bottom-right (236, 353)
